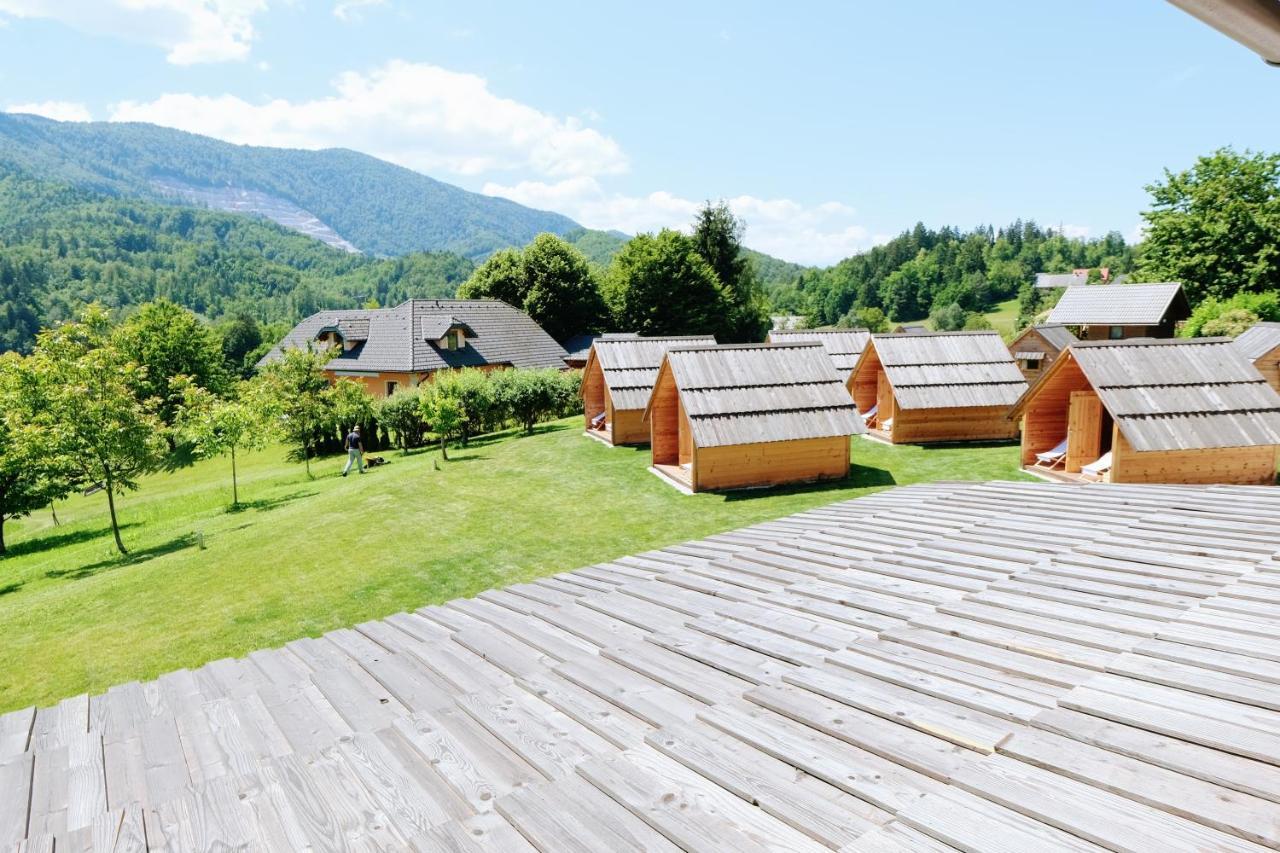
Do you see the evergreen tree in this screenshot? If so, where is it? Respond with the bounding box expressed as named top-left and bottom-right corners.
top-left (690, 202), bottom-right (770, 342)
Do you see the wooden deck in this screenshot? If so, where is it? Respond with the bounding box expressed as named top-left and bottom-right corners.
top-left (4, 481), bottom-right (1280, 851)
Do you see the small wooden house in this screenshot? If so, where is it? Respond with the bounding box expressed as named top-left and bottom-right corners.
top-left (848, 331), bottom-right (1028, 444)
top-left (1007, 324), bottom-right (1076, 381)
top-left (644, 342), bottom-right (863, 492)
top-left (1046, 282), bottom-right (1190, 340)
top-left (765, 328), bottom-right (871, 381)
top-left (1011, 338), bottom-right (1280, 485)
top-left (581, 335), bottom-right (715, 445)
top-left (1234, 322), bottom-right (1280, 395)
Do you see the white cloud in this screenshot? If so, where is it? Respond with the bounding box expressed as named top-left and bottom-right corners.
top-left (0, 0), bottom-right (267, 64)
top-left (332, 0), bottom-right (382, 22)
top-left (5, 100), bottom-right (93, 121)
top-left (109, 60), bottom-right (629, 178)
top-left (1127, 222), bottom-right (1146, 245)
top-left (483, 177), bottom-right (875, 266)
top-left (1060, 223), bottom-right (1091, 239)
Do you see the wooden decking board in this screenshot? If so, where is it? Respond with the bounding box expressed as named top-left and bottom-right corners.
top-left (8, 481), bottom-right (1280, 850)
top-left (645, 720), bottom-right (890, 848)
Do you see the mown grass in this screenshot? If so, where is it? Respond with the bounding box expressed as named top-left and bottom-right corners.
top-left (0, 419), bottom-right (1031, 712)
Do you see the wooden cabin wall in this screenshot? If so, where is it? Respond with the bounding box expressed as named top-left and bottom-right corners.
top-left (1111, 429), bottom-right (1279, 485)
top-left (1020, 358), bottom-right (1091, 465)
top-left (649, 373), bottom-right (679, 465)
top-left (677, 396), bottom-right (693, 466)
top-left (610, 408), bottom-right (650, 446)
top-left (1256, 344), bottom-right (1280, 395)
top-left (582, 360), bottom-right (606, 429)
top-left (694, 436), bottom-right (849, 491)
top-left (875, 373), bottom-right (895, 428)
top-left (890, 406), bottom-right (1018, 444)
top-left (1008, 329), bottom-right (1061, 382)
top-left (848, 350), bottom-right (881, 412)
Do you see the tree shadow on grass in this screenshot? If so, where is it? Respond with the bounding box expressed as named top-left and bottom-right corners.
top-left (720, 464), bottom-right (897, 502)
top-left (0, 581), bottom-right (23, 597)
top-left (225, 490), bottom-right (317, 514)
top-left (2, 523), bottom-right (140, 559)
top-left (45, 533), bottom-right (198, 581)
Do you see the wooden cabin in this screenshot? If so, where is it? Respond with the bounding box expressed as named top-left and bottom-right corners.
top-left (1046, 282), bottom-right (1190, 340)
top-left (1006, 324), bottom-right (1076, 381)
top-left (1011, 338), bottom-right (1280, 485)
top-left (580, 335), bottom-right (715, 445)
top-left (847, 331), bottom-right (1027, 444)
top-left (766, 328), bottom-right (870, 382)
top-left (643, 342), bottom-right (863, 492)
top-left (1234, 321), bottom-right (1280, 395)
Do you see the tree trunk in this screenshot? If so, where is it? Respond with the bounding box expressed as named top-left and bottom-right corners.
top-left (231, 444), bottom-right (239, 507)
top-left (440, 435), bottom-right (449, 460)
top-left (0, 515), bottom-right (6, 556)
top-left (303, 444), bottom-right (312, 478)
top-left (104, 469), bottom-right (127, 556)
top-left (50, 502), bottom-right (60, 526)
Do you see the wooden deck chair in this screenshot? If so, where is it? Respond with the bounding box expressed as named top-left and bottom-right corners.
top-left (1033, 437), bottom-right (1068, 470)
top-left (860, 403), bottom-right (878, 425)
top-left (1081, 451), bottom-right (1113, 481)
top-left (590, 411), bottom-right (606, 430)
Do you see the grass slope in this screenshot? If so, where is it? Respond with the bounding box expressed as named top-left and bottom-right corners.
top-left (0, 419), bottom-right (1030, 712)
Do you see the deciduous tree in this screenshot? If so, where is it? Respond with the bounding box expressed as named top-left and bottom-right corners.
top-left (179, 383), bottom-right (270, 508)
top-left (1139, 147), bottom-right (1280, 304)
top-left (0, 354), bottom-right (72, 556)
top-left (26, 306), bottom-right (169, 555)
top-left (604, 230), bottom-right (728, 336)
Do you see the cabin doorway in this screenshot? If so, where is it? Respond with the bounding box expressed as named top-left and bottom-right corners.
top-left (1065, 390), bottom-right (1105, 473)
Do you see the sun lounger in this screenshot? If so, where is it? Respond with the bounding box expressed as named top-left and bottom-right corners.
top-left (860, 403), bottom-right (878, 424)
top-left (590, 412), bottom-right (606, 430)
top-left (1081, 451), bottom-right (1113, 481)
top-left (881, 417), bottom-right (893, 432)
top-left (1034, 437), bottom-right (1068, 470)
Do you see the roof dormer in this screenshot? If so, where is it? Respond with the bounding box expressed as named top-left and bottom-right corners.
top-left (423, 316), bottom-right (476, 351)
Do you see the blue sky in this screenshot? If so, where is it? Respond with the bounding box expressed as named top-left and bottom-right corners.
top-left (1, 1), bottom-right (1277, 264)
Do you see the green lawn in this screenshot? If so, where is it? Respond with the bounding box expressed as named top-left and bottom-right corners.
top-left (0, 419), bottom-right (1031, 712)
top-left (984, 296), bottom-right (1022, 338)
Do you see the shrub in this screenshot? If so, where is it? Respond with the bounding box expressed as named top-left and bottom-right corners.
top-left (1183, 292), bottom-right (1280, 337)
top-left (376, 388), bottom-right (428, 453)
top-left (1202, 308), bottom-right (1261, 338)
top-left (493, 369), bottom-right (565, 434)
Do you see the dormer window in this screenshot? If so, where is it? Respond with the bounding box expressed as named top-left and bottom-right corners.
top-left (443, 329), bottom-right (464, 350)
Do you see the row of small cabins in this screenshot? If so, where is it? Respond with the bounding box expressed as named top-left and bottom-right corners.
top-left (580, 288), bottom-right (1280, 492)
top-left (263, 286), bottom-right (1280, 492)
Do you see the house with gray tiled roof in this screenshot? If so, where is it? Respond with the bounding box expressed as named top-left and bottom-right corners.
top-left (1046, 282), bottom-right (1190, 340)
top-left (258, 299), bottom-right (568, 397)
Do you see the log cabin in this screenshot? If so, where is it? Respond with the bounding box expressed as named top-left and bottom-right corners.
top-left (580, 335), bottom-right (715, 445)
top-left (1046, 282), bottom-right (1190, 340)
top-left (1006, 324), bottom-right (1076, 382)
top-left (1011, 337), bottom-right (1280, 485)
top-left (847, 331), bottom-right (1027, 444)
top-left (258, 299), bottom-right (568, 397)
top-left (1233, 321), bottom-right (1280, 395)
top-left (643, 342), bottom-right (863, 492)
top-left (765, 328), bottom-right (871, 382)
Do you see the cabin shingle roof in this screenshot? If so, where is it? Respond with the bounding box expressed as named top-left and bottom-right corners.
top-left (658, 342), bottom-right (864, 447)
top-left (1234, 322), bottom-right (1280, 361)
top-left (1034, 271), bottom-right (1088, 289)
top-left (259, 299), bottom-right (568, 374)
top-left (1066, 338), bottom-right (1280, 451)
top-left (1034, 324), bottom-right (1077, 351)
top-left (766, 329), bottom-right (871, 379)
top-left (589, 335), bottom-right (716, 411)
top-left (1047, 283), bottom-right (1186, 326)
top-left (865, 331), bottom-right (1028, 410)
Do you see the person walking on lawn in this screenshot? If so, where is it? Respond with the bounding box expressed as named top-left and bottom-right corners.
top-left (342, 425), bottom-right (364, 476)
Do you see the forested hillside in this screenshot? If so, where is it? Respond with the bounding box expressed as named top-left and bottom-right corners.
top-left (779, 221), bottom-right (1135, 328)
top-left (0, 114), bottom-right (579, 260)
top-left (0, 168), bottom-right (473, 352)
